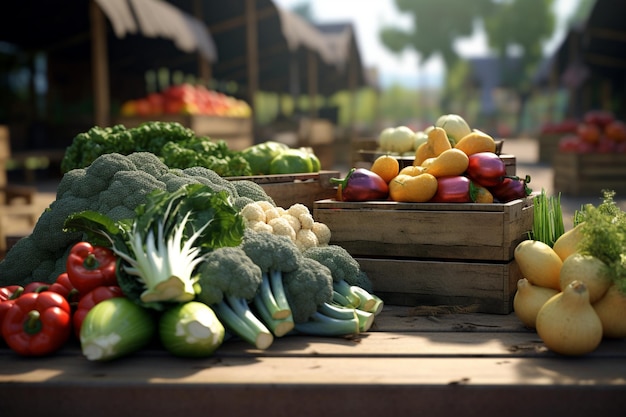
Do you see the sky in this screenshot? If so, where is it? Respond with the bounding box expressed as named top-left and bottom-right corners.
top-left (272, 0), bottom-right (582, 88)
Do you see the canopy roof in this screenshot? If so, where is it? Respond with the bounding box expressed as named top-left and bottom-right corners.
top-left (535, 0), bottom-right (626, 88)
top-left (1, 0), bottom-right (371, 129)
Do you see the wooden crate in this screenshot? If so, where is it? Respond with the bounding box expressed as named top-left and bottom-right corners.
top-left (553, 152), bottom-right (626, 196)
top-left (538, 133), bottom-right (562, 164)
top-left (116, 115), bottom-right (253, 150)
top-left (313, 198), bottom-right (534, 314)
top-left (227, 170), bottom-right (338, 211)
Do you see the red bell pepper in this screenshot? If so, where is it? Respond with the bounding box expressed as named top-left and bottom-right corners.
top-left (489, 174), bottom-right (532, 203)
top-left (72, 285), bottom-right (125, 338)
top-left (330, 168), bottom-right (389, 202)
top-left (0, 286), bottom-right (24, 337)
top-left (0, 285), bottom-right (23, 302)
top-left (1, 291), bottom-right (72, 356)
top-left (23, 281), bottom-right (50, 294)
top-left (465, 152), bottom-right (507, 187)
top-left (430, 176), bottom-right (480, 203)
top-left (48, 273), bottom-right (80, 306)
top-left (66, 242), bottom-right (118, 295)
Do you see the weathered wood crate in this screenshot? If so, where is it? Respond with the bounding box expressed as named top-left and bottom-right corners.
top-left (553, 152), bottom-right (626, 196)
top-left (313, 198), bottom-right (534, 314)
top-left (228, 170), bottom-right (338, 211)
top-left (538, 133), bottom-right (562, 164)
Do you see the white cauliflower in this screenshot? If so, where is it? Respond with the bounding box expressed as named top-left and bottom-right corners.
top-left (268, 217), bottom-right (297, 242)
top-left (311, 222), bottom-right (331, 245)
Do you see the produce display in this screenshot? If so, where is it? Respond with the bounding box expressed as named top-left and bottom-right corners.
top-left (338, 114), bottom-right (532, 204)
top-left (556, 110), bottom-right (626, 154)
top-left (0, 126), bottom-right (381, 359)
top-left (512, 189), bottom-right (626, 356)
top-left (120, 84), bottom-right (252, 118)
top-left (60, 121), bottom-right (323, 177)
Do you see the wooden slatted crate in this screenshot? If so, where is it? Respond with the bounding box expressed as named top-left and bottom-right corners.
top-left (313, 197), bottom-right (534, 314)
top-left (227, 170), bottom-right (338, 211)
top-left (553, 152), bottom-right (626, 196)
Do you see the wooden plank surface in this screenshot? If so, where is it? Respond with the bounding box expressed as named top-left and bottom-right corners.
top-left (1, 308), bottom-right (625, 417)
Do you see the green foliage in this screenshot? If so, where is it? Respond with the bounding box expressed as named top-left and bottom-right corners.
top-left (575, 190), bottom-right (626, 294)
top-left (61, 121), bottom-right (251, 177)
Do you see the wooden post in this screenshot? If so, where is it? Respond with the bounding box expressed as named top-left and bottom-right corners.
top-left (90, 0), bottom-right (110, 127)
top-left (245, 0), bottom-right (259, 130)
top-left (307, 49), bottom-right (318, 118)
top-left (193, 0), bottom-right (212, 85)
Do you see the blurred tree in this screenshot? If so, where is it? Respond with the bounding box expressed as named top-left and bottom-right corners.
top-left (380, 0), bottom-right (556, 133)
top-left (483, 0), bottom-right (556, 133)
top-left (380, 0), bottom-right (492, 114)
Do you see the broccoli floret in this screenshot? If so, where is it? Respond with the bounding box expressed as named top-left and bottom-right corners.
top-left (230, 180), bottom-right (275, 205)
top-left (283, 257), bottom-right (333, 323)
top-left (196, 246), bottom-right (274, 349)
top-left (183, 166), bottom-right (239, 196)
top-left (303, 245), bottom-right (383, 315)
top-left (240, 229), bottom-right (302, 321)
top-left (283, 257), bottom-right (364, 336)
top-left (232, 196), bottom-right (256, 212)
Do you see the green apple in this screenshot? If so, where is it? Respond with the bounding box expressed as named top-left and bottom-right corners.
top-left (379, 126), bottom-right (415, 153)
top-left (413, 131), bottom-right (428, 151)
top-left (435, 114), bottom-right (472, 146)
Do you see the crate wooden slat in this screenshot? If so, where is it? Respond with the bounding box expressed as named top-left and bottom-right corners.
top-left (553, 152), bottom-right (626, 196)
top-left (538, 133), bottom-right (562, 163)
top-left (356, 258), bottom-right (521, 314)
top-left (313, 198), bottom-right (533, 262)
top-left (314, 197), bottom-right (534, 314)
top-left (227, 170), bottom-right (338, 211)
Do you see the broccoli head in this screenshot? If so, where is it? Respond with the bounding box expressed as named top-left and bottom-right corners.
top-left (230, 180), bottom-right (275, 206)
top-left (195, 246), bottom-right (273, 350)
top-left (196, 247), bottom-right (262, 306)
top-left (302, 245), bottom-right (361, 284)
top-left (283, 257), bottom-right (334, 323)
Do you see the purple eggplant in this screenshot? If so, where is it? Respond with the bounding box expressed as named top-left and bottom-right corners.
top-left (330, 168), bottom-right (389, 201)
top-left (489, 175), bottom-right (532, 203)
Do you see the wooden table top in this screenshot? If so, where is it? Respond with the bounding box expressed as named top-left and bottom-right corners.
top-left (1, 305), bottom-right (625, 417)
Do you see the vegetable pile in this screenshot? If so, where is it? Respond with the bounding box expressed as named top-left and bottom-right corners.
top-left (0, 147), bottom-right (383, 360)
top-left (0, 151), bottom-right (274, 285)
top-left (513, 189), bottom-right (626, 356)
top-left (61, 121), bottom-right (252, 176)
top-left (339, 114), bottom-right (533, 204)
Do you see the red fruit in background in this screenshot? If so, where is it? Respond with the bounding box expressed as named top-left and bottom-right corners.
top-left (604, 120), bottom-right (626, 142)
top-left (578, 123), bottom-right (601, 144)
top-left (584, 110), bottom-right (614, 128)
top-left (596, 136), bottom-right (617, 153)
top-left (558, 135), bottom-right (580, 152)
top-left (576, 140), bottom-right (596, 154)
